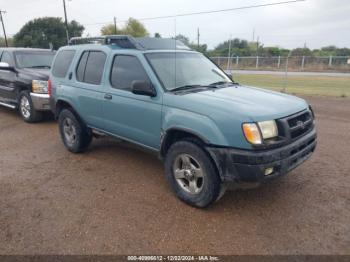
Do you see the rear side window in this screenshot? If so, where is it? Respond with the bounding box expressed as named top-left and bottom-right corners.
top-left (76, 51), bottom-right (106, 85)
top-left (52, 50), bottom-right (75, 78)
top-left (110, 55), bottom-right (149, 91)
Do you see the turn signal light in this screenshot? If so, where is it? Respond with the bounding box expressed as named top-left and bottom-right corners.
top-left (242, 123), bottom-right (262, 145)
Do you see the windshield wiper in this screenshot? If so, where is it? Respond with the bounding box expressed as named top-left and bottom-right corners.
top-left (26, 65), bottom-right (51, 69)
top-left (209, 81), bottom-right (237, 86)
top-left (170, 85), bottom-right (213, 92)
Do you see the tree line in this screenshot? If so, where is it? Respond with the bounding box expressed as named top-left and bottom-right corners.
top-left (1, 16), bottom-right (349, 57)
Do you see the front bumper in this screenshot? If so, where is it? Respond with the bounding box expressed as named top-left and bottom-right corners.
top-left (207, 128), bottom-right (317, 185)
top-left (30, 93), bottom-right (51, 111)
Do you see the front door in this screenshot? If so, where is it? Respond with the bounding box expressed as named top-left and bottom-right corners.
top-left (0, 51), bottom-right (17, 103)
top-left (102, 54), bottom-right (162, 150)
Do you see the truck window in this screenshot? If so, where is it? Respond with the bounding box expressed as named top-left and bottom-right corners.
top-left (78, 51), bottom-right (106, 85)
top-left (14, 51), bottom-right (54, 69)
top-left (1, 52), bottom-right (14, 66)
top-left (52, 50), bottom-right (76, 78)
top-left (110, 55), bottom-right (149, 91)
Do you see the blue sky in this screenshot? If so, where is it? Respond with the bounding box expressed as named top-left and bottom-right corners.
top-left (1, 0), bottom-right (349, 49)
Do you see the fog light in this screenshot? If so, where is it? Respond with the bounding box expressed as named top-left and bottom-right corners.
top-left (264, 167), bottom-right (274, 176)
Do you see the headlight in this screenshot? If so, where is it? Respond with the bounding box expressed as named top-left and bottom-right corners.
top-left (258, 120), bottom-right (278, 139)
top-left (32, 80), bottom-right (48, 93)
top-left (243, 120), bottom-right (278, 145)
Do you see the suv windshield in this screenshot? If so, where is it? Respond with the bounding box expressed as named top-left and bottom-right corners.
top-left (15, 51), bottom-right (55, 69)
top-left (145, 52), bottom-right (232, 91)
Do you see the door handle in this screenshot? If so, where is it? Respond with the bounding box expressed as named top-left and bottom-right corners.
top-left (104, 94), bottom-right (112, 100)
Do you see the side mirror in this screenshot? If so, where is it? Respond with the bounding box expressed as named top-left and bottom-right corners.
top-left (0, 62), bottom-right (16, 72)
top-left (131, 80), bottom-right (156, 97)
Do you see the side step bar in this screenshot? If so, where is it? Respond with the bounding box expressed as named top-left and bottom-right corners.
top-left (0, 101), bottom-right (16, 109)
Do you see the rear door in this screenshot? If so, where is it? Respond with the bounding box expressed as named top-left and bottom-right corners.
top-left (0, 51), bottom-right (17, 102)
top-left (69, 50), bottom-right (107, 129)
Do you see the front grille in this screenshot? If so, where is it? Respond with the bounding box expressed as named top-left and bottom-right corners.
top-left (252, 109), bottom-right (315, 150)
top-left (287, 111), bottom-right (313, 139)
top-left (272, 109), bottom-right (314, 146)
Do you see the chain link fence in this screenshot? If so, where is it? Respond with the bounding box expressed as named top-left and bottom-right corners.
top-left (210, 56), bottom-right (350, 97)
top-left (210, 56), bottom-right (350, 73)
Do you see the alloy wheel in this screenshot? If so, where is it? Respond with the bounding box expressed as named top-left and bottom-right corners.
top-left (173, 154), bottom-right (204, 194)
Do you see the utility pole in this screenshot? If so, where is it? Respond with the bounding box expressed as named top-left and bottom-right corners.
top-left (252, 28), bottom-right (255, 42)
top-left (197, 28), bottom-right (200, 49)
top-left (256, 36), bottom-right (260, 55)
top-left (62, 0), bottom-right (69, 44)
top-left (114, 17), bottom-right (117, 34)
top-left (0, 10), bottom-right (8, 47)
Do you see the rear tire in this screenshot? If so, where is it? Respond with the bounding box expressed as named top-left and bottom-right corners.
top-left (18, 91), bottom-right (43, 123)
top-left (164, 140), bottom-right (224, 208)
top-left (58, 109), bottom-right (92, 153)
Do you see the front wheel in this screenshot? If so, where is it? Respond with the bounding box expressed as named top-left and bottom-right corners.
top-left (58, 109), bottom-right (92, 153)
top-left (18, 91), bottom-right (43, 123)
top-left (164, 140), bottom-right (224, 208)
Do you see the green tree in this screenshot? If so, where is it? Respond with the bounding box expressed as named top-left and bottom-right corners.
top-left (101, 18), bottom-right (149, 37)
top-left (291, 47), bottom-right (312, 56)
top-left (124, 18), bottom-right (149, 37)
top-left (212, 38), bottom-right (252, 56)
top-left (0, 37), bottom-right (14, 47)
top-left (101, 24), bottom-right (123, 35)
top-left (260, 46), bottom-right (290, 56)
top-left (13, 17), bottom-right (84, 49)
top-left (154, 33), bottom-right (162, 38)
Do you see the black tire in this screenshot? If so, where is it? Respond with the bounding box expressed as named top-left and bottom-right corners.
top-left (18, 91), bottom-right (43, 123)
top-left (164, 140), bottom-right (223, 208)
top-left (58, 109), bottom-right (92, 153)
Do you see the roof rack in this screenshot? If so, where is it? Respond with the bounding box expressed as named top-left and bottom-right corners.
top-left (69, 35), bottom-right (145, 50)
top-left (68, 35), bottom-right (192, 51)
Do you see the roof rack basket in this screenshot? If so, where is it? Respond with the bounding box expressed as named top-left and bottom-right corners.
top-left (68, 35), bottom-right (144, 50)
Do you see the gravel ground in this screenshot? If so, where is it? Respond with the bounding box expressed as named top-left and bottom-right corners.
top-left (0, 96), bottom-right (349, 255)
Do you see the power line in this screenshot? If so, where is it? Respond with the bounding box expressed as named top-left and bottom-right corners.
top-left (83, 0), bottom-right (306, 26)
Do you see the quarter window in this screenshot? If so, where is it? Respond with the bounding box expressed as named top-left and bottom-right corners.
top-left (76, 51), bottom-right (89, 82)
top-left (52, 50), bottom-right (76, 78)
top-left (110, 55), bottom-right (149, 91)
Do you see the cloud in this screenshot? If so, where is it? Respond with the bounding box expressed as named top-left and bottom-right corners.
top-left (1, 0), bottom-right (349, 49)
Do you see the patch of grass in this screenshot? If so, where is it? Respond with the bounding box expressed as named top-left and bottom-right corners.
top-left (234, 74), bottom-right (350, 97)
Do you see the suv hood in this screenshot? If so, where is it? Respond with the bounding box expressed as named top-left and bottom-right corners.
top-left (164, 85), bottom-right (308, 122)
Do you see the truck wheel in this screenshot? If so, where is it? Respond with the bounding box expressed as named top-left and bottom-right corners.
top-left (18, 91), bottom-right (43, 123)
top-left (164, 140), bottom-right (223, 208)
top-left (58, 109), bottom-right (92, 153)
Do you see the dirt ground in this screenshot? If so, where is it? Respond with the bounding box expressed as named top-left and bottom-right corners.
top-left (0, 96), bottom-right (349, 255)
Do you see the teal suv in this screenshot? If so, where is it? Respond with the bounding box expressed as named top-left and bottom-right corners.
top-left (50, 36), bottom-right (317, 208)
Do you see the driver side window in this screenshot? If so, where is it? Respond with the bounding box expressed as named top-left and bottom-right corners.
top-left (110, 55), bottom-right (149, 91)
top-left (1, 52), bottom-right (14, 66)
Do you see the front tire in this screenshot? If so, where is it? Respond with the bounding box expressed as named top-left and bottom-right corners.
top-left (164, 140), bottom-right (223, 208)
top-left (18, 91), bottom-right (43, 123)
top-left (58, 109), bottom-right (92, 153)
